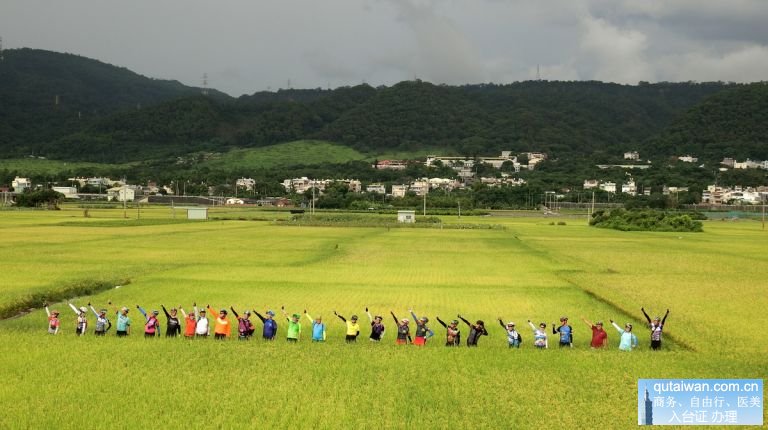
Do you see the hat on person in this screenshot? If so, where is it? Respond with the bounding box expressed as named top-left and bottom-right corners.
top-left (292, 313), bottom-right (300, 319)
top-left (401, 318), bottom-right (409, 323)
top-left (266, 310), bottom-right (275, 316)
top-left (152, 310), bottom-right (160, 315)
top-left (560, 316), bottom-right (568, 321)
top-left (200, 309), bottom-right (206, 313)
top-left (220, 309), bottom-right (227, 314)
top-left (374, 315), bottom-right (383, 320)
top-left (121, 306), bottom-right (129, 312)
top-left (100, 309), bottom-right (107, 313)
top-left (351, 315), bottom-right (358, 320)
top-left (244, 310), bottom-right (251, 315)
top-left (52, 310), bottom-right (60, 315)
top-left (79, 306), bottom-right (87, 313)
top-left (451, 319), bottom-right (459, 325)
top-left (420, 317), bottom-right (429, 323)
top-left (595, 321), bottom-right (603, 326)
top-left (507, 321), bottom-right (515, 326)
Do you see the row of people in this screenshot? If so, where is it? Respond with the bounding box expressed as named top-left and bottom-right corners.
top-left (43, 302), bottom-right (670, 350)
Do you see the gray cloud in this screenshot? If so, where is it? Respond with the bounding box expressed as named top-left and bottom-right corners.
top-left (1, 0), bottom-right (765, 95)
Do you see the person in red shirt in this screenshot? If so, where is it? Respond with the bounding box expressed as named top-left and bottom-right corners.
top-left (179, 306), bottom-right (197, 338)
top-left (582, 317), bottom-right (608, 348)
top-left (44, 302), bottom-right (60, 334)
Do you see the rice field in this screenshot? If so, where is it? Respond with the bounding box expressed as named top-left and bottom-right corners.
top-left (0, 207), bottom-right (765, 428)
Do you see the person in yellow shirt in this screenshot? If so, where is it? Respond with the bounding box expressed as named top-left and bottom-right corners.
top-left (334, 311), bottom-right (360, 343)
top-left (207, 306), bottom-right (231, 340)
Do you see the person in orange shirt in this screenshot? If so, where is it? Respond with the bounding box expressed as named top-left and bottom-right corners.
top-left (207, 306), bottom-right (231, 340)
top-left (179, 305), bottom-right (197, 338)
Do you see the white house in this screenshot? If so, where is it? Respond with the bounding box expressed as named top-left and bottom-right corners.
top-left (391, 185), bottom-right (408, 198)
top-left (624, 151), bottom-right (640, 160)
top-left (366, 184), bottom-right (386, 194)
top-left (621, 180), bottom-right (637, 196)
top-left (676, 155), bottom-right (698, 163)
top-left (11, 177), bottom-right (31, 193)
top-left (583, 179), bottom-right (599, 190)
top-left (236, 178), bottom-right (256, 191)
top-left (409, 180), bottom-right (429, 196)
top-left (599, 182), bottom-right (617, 193)
top-left (107, 187), bottom-right (135, 202)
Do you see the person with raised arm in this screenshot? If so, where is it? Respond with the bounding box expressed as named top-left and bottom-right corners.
top-left (231, 307), bottom-right (255, 340)
top-left (334, 310), bottom-right (360, 343)
top-left (68, 302), bottom-right (88, 336)
top-left (409, 309), bottom-right (434, 346)
top-left (581, 317), bottom-right (607, 349)
top-left (136, 305), bottom-right (161, 338)
top-left (459, 315), bottom-right (488, 347)
top-left (610, 319), bottom-right (638, 351)
top-left (161, 305), bottom-right (181, 337)
top-left (365, 307), bottom-right (385, 342)
top-left (498, 318), bottom-right (522, 348)
top-left (641, 307), bottom-right (670, 350)
top-left (281, 306), bottom-right (302, 342)
top-left (113, 305), bottom-right (131, 337)
top-left (43, 302), bottom-right (60, 335)
top-left (552, 316), bottom-right (573, 348)
top-left (179, 305), bottom-right (196, 338)
top-left (194, 304), bottom-right (209, 338)
top-left (390, 311), bottom-right (411, 345)
top-left (88, 302), bottom-right (111, 336)
top-left (527, 320), bottom-right (548, 349)
top-left (436, 316), bottom-right (461, 347)
top-left (207, 306), bottom-right (231, 340)
top-left (304, 310), bottom-right (326, 342)
top-left (253, 309), bottom-right (278, 340)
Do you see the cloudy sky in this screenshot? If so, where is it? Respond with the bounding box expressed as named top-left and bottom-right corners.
top-left (2, 0), bottom-right (767, 96)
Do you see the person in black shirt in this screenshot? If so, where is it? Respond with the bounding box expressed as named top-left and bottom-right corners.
top-left (459, 315), bottom-right (488, 346)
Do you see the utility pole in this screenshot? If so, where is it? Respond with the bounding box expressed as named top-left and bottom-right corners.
top-left (458, 199), bottom-right (461, 219)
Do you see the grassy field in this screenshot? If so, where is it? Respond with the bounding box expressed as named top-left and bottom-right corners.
top-left (0, 207), bottom-right (765, 428)
top-left (200, 140), bottom-right (369, 169)
top-left (0, 158), bottom-right (125, 176)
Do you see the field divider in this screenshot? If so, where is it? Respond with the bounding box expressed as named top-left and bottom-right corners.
top-left (0, 278), bottom-right (131, 320)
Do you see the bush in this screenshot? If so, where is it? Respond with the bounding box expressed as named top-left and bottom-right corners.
top-left (590, 209), bottom-right (703, 232)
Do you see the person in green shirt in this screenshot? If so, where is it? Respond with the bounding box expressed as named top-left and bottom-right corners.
top-left (281, 306), bottom-right (301, 342)
top-left (113, 305), bottom-right (131, 337)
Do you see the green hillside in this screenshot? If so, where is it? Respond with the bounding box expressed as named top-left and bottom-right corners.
top-left (201, 140), bottom-right (368, 169)
top-left (646, 83), bottom-right (768, 161)
top-left (0, 48), bottom-right (231, 155)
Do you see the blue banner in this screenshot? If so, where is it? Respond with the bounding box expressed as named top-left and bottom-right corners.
top-left (638, 379), bottom-right (763, 426)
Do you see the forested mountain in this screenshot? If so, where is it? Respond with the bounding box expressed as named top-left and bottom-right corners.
top-left (1, 48), bottom-right (766, 166)
top-left (0, 48), bottom-right (230, 155)
top-left (645, 83), bottom-right (768, 161)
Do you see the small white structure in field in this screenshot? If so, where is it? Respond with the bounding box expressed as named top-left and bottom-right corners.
top-left (397, 210), bottom-right (415, 223)
top-left (183, 207), bottom-right (208, 220)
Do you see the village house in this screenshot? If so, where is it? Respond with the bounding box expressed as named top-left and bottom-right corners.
top-left (624, 151), bottom-right (640, 161)
top-left (11, 177), bottom-right (32, 193)
top-left (374, 160), bottom-right (408, 170)
top-left (391, 185), bottom-right (408, 198)
top-left (51, 186), bottom-right (79, 199)
top-left (366, 183), bottom-right (386, 194)
top-left (675, 155), bottom-right (698, 163)
top-left (583, 179), bottom-right (599, 189)
top-left (599, 182), bottom-right (617, 193)
top-left (236, 178), bottom-right (256, 191)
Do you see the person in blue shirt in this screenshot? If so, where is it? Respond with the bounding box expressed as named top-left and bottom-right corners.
top-left (304, 310), bottom-right (326, 342)
top-left (253, 309), bottom-right (278, 340)
top-left (610, 319), bottom-right (638, 351)
top-left (552, 316), bottom-right (573, 348)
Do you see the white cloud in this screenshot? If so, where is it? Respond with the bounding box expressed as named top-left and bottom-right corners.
top-left (577, 15), bottom-right (653, 83)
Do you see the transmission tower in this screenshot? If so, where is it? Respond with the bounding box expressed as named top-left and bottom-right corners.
top-left (202, 73), bottom-right (209, 96)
